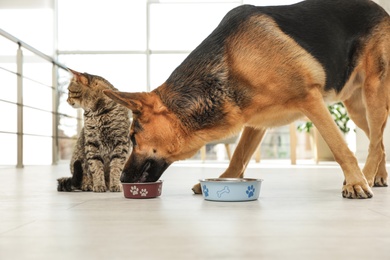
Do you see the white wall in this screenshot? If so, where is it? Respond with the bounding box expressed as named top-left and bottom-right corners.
top-left (374, 0), bottom-right (390, 13)
top-left (0, 0), bottom-right (53, 9)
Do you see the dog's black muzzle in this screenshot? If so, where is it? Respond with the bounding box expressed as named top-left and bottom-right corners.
top-left (120, 153), bottom-right (171, 183)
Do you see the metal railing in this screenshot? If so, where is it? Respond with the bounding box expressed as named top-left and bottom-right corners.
top-left (0, 28), bottom-right (74, 168)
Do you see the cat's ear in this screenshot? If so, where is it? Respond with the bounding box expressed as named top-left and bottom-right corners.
top-left (68, 68), bottom-right (89, 86)
top-left (103, 90), bottom-right (144, 112)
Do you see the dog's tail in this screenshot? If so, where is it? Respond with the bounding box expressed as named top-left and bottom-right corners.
top-left (57, 161), bottom-right (83, 192)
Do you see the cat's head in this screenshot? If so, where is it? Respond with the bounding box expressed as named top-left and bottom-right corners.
top-left (67, 69), bottom-right (116, 111)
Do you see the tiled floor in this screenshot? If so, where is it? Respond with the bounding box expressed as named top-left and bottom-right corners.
top-left (0, 160), bottom-right (389, 260)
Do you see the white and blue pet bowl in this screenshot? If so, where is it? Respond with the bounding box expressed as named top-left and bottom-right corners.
top-left (199, 178), bottom-right (263, 202)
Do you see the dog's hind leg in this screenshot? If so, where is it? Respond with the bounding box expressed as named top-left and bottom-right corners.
top-left (192, 126), bottom-right (266, 194)
top-left (359, 60), bottom-right (390, 187)
top-left (360, 92), bottom-right (388, 187)
top-left (300, 87), bottom-right (373, 199)
top-left (344, 88), bottom-right (388, 187)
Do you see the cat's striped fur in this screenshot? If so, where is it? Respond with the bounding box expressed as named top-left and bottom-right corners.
top-left (57, 69), bottom-right (131, 192)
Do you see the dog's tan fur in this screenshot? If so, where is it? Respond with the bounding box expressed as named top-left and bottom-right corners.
top-left (104, 1), bottom-right (390, 199)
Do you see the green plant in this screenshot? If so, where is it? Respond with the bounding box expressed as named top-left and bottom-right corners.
top-left (297, 102), bottom-right (350, 134)
top-left (297, 121), bottom-right (314, 133)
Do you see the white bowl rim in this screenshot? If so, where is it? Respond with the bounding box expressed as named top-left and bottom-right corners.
top-left (122, 180), bottom-right (163, 185)
top-left (199, 178), bottom-right (263, 183)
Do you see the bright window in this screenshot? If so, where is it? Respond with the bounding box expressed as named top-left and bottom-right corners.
top-left (0, 9), bottom-right (53, 55)
top-left (149, 3), bottom-right (239, 51)
top-left (0, 102), bottom-right (17, 133)
top-left (0, 69), bottom-right (17, 103)
top-left (23, 79), bottom-right (52, 111)
top-left (23, 108), bottom-right (52, 136)
top-left (59, 54), bottom-right (147, 92)
top-left (57, 0), bottom-right (146, 51)
top-left (0, 133), bottom-right (17, 165)
top-left (149, 54), bottom-right (188, 89)
top-left (23, 136), bottom-right (52, 165)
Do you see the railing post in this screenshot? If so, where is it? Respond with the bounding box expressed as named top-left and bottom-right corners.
top-left (146, 1), bottom-right (151, 92)
top-left (16, 44), bottom-right (23, 168)
top-left (52, 64), bottom-right (59, 164)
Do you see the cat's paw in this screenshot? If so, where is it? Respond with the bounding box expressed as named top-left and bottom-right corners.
top-left (81, 184), bottom-right (93, 191)
top-left (93, 185), bottom-right (107, 192)
top-left (110, 184), bottom-right (122, 192)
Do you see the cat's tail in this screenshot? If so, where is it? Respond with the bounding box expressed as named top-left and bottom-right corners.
top-left (57, 161), bottom-right (83, 192)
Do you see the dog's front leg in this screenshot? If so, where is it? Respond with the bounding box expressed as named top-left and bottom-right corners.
top-left (192, 126), bottom-right (266, 194)
top-left (301, 88), bottom-right (373, 199)
top-left (218, 127), bottom-right (267, 178)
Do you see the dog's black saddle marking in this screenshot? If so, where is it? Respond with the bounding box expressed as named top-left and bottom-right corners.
top-left (255, 0), bottom-right (388, 92)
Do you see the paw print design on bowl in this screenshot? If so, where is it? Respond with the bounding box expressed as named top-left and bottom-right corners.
top-left (122, 181), bottom-right (163, 199)
top-left (246, 185), bottom-right (256, 198)
top-left (202, 185), bottom-right (209, 197)
top-left (140, 188), bottom-right (148, 197)
top-left (130, 186), bottom-right (139, 195)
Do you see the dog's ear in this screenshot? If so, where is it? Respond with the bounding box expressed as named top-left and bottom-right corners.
top-left (103, 90), bottom-right (145, 112)
top-left (104, 90), bottom-right (168, 114)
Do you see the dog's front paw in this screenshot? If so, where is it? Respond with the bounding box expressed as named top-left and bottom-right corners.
top-left (110, 184), bottom-right (122, 192)
top-left (342, 182), bottom-right (373, 199)
top-left (192, 183), bottom-right (202, 194)
top-left (374, 177), bottom-right (388, 187)
top-left (93, 185), bottom-right (107, 192)
top-left (374, 170), bottom-right (388, 187)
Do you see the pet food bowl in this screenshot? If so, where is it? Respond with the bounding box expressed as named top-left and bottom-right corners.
top-left (199, 178), bottom-right (263, 202)
top-left (122, 180), bottom-right (163, 199)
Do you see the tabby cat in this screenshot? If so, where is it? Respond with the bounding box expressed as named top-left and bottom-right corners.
top-left (57, 69), bottom-right (131, 192)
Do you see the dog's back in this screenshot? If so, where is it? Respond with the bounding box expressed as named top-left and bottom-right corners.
top-left (259, 0), bottom-right (388, 92)
top-left (163, 0), bottom-right (390, 119)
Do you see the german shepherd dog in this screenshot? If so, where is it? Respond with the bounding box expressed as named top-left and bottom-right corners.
top-left (104, 0), bottom-right (390, 199)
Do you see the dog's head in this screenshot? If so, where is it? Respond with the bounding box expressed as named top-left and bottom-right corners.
top-left (103, 90), bottom-right (202, 183)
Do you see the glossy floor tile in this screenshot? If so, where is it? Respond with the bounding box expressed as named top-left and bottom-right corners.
top-left (0, 161), bottom-right (389, 260)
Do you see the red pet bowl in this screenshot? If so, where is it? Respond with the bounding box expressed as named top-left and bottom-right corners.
top-left (122, 181), bottom-right (163, 199)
